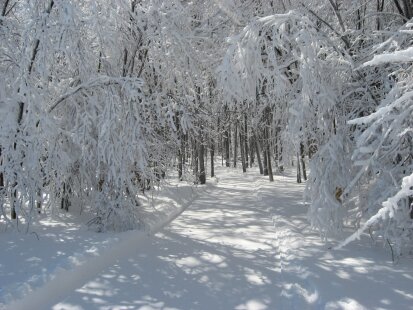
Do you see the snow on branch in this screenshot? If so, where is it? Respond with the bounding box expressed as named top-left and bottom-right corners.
top-left (363, 46), bottom-right (413, 66)
top-left (335, 173), bottom-right (413, 250)
top-left (48, 76), bottom-right (144, 113)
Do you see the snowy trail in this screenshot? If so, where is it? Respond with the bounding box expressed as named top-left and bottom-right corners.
top-left (5, 166), bottom-right (413, 310)
top-left (50, 168), bottom-right (307, 310)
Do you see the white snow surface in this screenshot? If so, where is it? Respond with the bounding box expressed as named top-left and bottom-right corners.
top-left (1, 166), bottom-right (413, 310)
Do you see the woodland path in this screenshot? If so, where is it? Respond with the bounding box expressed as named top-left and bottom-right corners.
top-left (7, 167), bottom-right (413, 310)
top-left (54, 167), bottom-right (316, 310)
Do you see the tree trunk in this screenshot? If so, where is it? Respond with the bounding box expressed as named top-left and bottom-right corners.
top-left (233, 123), bottom-right (238, 168)
top-left (267, 146), bottom-right (274, 182)
top-left (177, 114), bottom-right (183, 181)
top-left (36, 188), bottom-right (42, 214)
top-left (61, 182), bottom-right (71, 211)
top-left (193, 139), bottom-right (198, 184)
top-left (240, 127), bottom-right (247, 173)
top-left (249, 136), bottom-right (255, 167)
top-left (183, 134), bottom-right (187, 163)
top-left (277, 134), bottom-right (284, 172)
top-left (263, 138), bottom-right (268, 176)
top-left (199, 139), bottom-right (206, 184)
top-left (265, 110), bottom-right (274, 181)
top-left (11, 188), bottom-right (17, 219)
top-left (244, 114), bottom-right (249, 168)
top-left (255, 138), bottom-right (264, 175)
top-left (210, 140), bottom-right (215, 177)
top-left (225, 126), bottom-right (230, 167)
top-left (300, 143), bottom-right (307, 181)
top-left (297, 152), bottom-right (302, 183)
top-left (178, 140), bottom-right (183, 181)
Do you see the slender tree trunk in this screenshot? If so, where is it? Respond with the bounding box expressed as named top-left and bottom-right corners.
top-left (249, 136), bottom-right (255, 167)
top-left (244, 114), bottom-right (249, 168)
top-left (176, 113), bottom-right (183, 181)
top-left (233, 123), bottom-right (238, 168)
top-left (11, 188), bottom-right (17, 219)
top-left (183, 134), bottom-right (187, 163)
top-left (240, 127), bottom-right (247, 173)
top-left (210, 139), bottom-right (215, 177)
top-left (267, 146), bottom-right (274, 181)
top-left (255, 137), bottom-right (264, 175)
top-left (225, 123), bottom-right (230, 167)
top-left (178, 138), bottom-right (183, 181)
top-left (12, 103), bottom-right (24, 219)
top-left (278, 135), bottom-right (284, 172)
top-left (300, 143), bottom-right (307, 181)
top-left (199, 140), bottom-right (206, 184)
top-left (219, 116), bottom-right (223, 166)
top-left (297, 152), bottom-right (302, 183)
top-left (263, 137), bottom-right (268, 176)
top-left (36, 188), bottom-right (41, 214)
top-left (193, 139), bottom-right (198, 184)
top-left (266, 110), bottom-right (274, 181)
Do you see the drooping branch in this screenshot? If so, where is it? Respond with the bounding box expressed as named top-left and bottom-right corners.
top-left (48, 76), bottom-right (144, 113)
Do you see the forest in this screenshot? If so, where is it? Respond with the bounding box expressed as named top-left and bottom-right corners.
top-left (1, 0), bottom-right (413, 277)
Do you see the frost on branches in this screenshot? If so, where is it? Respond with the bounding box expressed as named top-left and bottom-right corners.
top-left (336, 22), bottom-right (413, 255)
top-left (0, 0), bottom-right (184, 232)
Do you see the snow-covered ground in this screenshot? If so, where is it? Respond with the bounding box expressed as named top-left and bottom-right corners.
top-left (2, 166), bottom-right (413, 310)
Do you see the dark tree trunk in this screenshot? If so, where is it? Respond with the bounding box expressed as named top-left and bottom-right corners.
top-left (199, 139), bottom-right (206, 185)
top-left (263, 138), bottom-right (268, 176)
top-left (240, 127), bottom-right (247, 173)
top-left (233, 123), bottom-right (238, 168)
top-left (176, 114), bottom-right (183, 181)
top-left (300, 143), bottom-right (307, 181)
top-left (244, 114), bottom-right (249, 168)
top-left (277, 135), bottom-right (284, 172)
top-left (210, 140), bottom-right (215, 177)
top-left (249, 136), bottom-right (255, 167)
top-left (36, 188), bottom-right (41, 214)
top-left (178, 133), bottom-right (184, 181)
top-left (183, 134), bottom-right (187, 163)
top-left (265, 109), bottom-right (274, 182)
top-left (178, 144), bottom-right (183, 181)
top-left (267, 146), bottom-right (274, 182)
top-left (225, 126), bottom-right (230, 167)
top-left (255, 138), bottom-right (264, 175)
top-left (11, 188), bottom-right (17, 219)
top-left (193, 139), bottom-right (199, 184)
top-left (61, 182), bottom-right (71, 211)
top-left (297, 152), bottom-right (302, 183)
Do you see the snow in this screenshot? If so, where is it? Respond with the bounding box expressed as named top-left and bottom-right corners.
top-left (363, 46), bottom-right (413, 66)
top-left (2, 166), bottom-right (413, 309)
